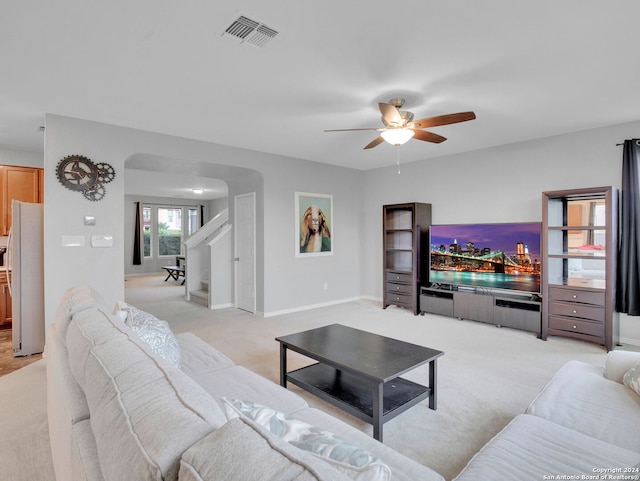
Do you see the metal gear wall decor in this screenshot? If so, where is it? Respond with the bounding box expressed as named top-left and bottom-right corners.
top-left (56, 155), bottom-right (115, 202)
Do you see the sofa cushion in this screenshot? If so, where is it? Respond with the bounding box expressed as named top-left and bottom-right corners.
top-left (66, 307), bottom-right (227, 481)
top-left (176, 332), bottom-right (235, 377)
top-left (46, 324), bottom-right (90, 424)
top-left (54, 285), bottom-right (104, 341)
top-left (223, 398), bottom-right (391, 481)
top-left (453, 414), bottom-right (639, 481)
top-left (605, 350), bottom-right (640, 383)
top-left (623, 362), bottom-right (640, 396)
top-left (73, 419), bottom-right (106, 481)
top-left (46, 324), bottom-right (93, 481)
top-left (66, 307), bottom-right (127, 391)
top-left (526, 360), bottom-right (640, 452)
top-left (179, 417), bottom-right (352, 481)
top-left (189, 365), bottom-right (308, 415)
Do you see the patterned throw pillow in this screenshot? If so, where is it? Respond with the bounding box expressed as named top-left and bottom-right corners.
top-left (623, 362), bottom-right (640, 396)
top-left (223, 398), bottom-right (391, 481)
top-left (124, 306), bottom-right (182, 368)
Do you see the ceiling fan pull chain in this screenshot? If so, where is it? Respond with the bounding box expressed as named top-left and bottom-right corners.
top-left (396, 147), bottom-right (401, 174)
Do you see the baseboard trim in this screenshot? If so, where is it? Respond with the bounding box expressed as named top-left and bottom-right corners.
top-left (360, 295), bottom-right (381, 303)
top-left (618, 336), bottom-right (640, 348)
top-left (263, 296), bottom-right (363, 318)
top-left (210, 303), bottom-right (234, 310)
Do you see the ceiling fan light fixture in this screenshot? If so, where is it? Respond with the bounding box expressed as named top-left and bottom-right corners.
top-left (381, 128), bottom-right (415, 146)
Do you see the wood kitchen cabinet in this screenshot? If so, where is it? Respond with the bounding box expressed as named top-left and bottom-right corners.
top-left (0, 270), bottom-right (11, 329)
top-left (0, 165), bottom-right (44, 235)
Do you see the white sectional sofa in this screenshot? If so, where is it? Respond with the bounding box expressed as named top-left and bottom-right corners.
top-left (453, 352), bottom-right (640, 480)
top-left (46, 285), bottom-right (640, 481)
top-left (46, 285), bottom-right (445, 481)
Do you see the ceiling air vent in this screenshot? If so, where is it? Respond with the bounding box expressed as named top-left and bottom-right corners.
top-left (222, 15), bottom-right (279, 48)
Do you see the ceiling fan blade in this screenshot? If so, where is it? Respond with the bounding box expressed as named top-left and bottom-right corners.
top-left (324, 128), bottom-right (383, 132)
top-left (410, 129), bottom-right (447, 144)
top-left (364, 136), bottom-right (385, 149)
top-left (412, 111), bottom-right (476, 129)
top-left (378, 102), bottom-right (402, 127)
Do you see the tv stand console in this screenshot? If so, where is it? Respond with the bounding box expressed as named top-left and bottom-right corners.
top-left (420, 287), bottom-right (541, 335)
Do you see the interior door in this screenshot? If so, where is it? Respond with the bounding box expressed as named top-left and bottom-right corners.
top-left (235, 193), bottom-right (256, 313)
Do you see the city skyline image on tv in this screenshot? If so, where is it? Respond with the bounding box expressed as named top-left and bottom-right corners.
top-left (429, 222), bottom-right (541, 293)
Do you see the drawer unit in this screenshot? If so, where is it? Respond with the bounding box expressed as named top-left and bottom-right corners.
top-left (548, 287), bottom-right (605, 306)
top-left (548, 301), bottom-right (605, 322)
top-left (419, 293), bottom-right (454, 317)
top-left (548, 316), bottom-right (605, 338)
top-left (385, 271), bottom-right (416, 310)
top-left (386, 282), bottom-right (412, 295)
top-left (386, 292), bottom-right (413, 307)
top-left (545, 285), bottom-right (606, 346)
top-left (386, 271), bottom-right (413, 284)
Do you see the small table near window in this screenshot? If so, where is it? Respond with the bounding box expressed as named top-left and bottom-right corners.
top-left (162, 256), bottom-right (187, 285)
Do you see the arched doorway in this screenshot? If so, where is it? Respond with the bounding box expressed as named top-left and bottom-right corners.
top-left (123, 153), bottom-right (263, 311)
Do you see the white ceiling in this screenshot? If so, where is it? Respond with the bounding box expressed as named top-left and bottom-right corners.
top-left (2, 1), bottom-right (640, 172)
top-left (125, 169), bottom-right (228, 200)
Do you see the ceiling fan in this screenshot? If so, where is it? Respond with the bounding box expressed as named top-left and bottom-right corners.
top-left (325, 98), bottom-right (476, 149)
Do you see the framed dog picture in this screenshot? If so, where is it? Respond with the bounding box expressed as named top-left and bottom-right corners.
top-left (295, 192), bottom-right (333, 257)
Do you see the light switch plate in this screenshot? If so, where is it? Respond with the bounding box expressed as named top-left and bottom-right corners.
top-left (90, 235), bottom-right (113, 248)
top-left (62, 235), bottom-right (85, 247)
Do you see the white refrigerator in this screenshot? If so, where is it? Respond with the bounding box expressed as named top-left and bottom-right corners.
top-left (7, 200), bottom-right (45, 357)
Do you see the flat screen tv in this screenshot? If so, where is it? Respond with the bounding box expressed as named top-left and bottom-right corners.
top-left (429, 222), bottom-right (541, 294)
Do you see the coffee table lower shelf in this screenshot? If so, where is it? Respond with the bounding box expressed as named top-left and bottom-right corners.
top-left (286, 362), bottom-right (430, 428)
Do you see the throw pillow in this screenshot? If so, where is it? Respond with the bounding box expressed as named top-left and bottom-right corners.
top-left (223, 398), bottom-right (391, 481)
top-left (623, 362), bottom-right (640, 396)
top-left (112, 300), bottom-right (130, 322)
top-left (118, 303), bottom-right (182, 368)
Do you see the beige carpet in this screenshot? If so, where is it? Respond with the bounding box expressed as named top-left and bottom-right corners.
top-left (0, 274), bottom-right (612, 481)
top-left (0, 360), bottom-right (54, 481)
top-left (125, 274), bottom-right (608, 481)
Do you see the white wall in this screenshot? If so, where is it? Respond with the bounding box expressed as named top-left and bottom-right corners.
top-left (260, 158), bottom-right (364, 315)
top-left (43, 114), bottom-right (363, 324)
top-left (362, 120), bottom-right (640, 345)
top-left (209, 197), bottom-right (228, 215)
top-left (0, 147), bottom-right (43, 168)
top-left (38, 113), bottom-right (640, 344)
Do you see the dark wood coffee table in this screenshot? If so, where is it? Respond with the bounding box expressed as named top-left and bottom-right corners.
top-left (276, 324), bottom-right (444, 442)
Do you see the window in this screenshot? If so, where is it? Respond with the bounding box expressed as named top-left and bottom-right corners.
top-left (158, 207), bottom-right (183, 256)
top-left (593, 203), bottom-right (606, 246)
top-left (141, 204), bottom-right (201, 259)
top-left (188, 208), bottom-right (199, 236)
top-left (143, 206), bottom-right (152, 257)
